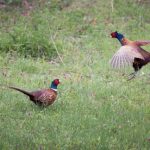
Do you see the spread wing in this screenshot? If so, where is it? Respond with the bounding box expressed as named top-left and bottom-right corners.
top-left (135, 40), bottom-right (150, 46)
top-left (110, 45), bottom-right (144, 69)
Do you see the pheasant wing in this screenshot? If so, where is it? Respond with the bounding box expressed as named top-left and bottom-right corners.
top-left (135, 40), bottom-right (150, 46)
top-left (110, 45), bottom-right (144, 69)
top-left (36, 90), bottom-right (56, 106)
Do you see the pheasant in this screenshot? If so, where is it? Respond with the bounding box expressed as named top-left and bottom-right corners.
top-left (9, 79), bottom-right (60, 106)
top-left (110, 31), bottom-right (150, 80)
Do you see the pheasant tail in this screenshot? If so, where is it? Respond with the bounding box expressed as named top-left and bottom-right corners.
top-left (9, 86), bottom-right (34, 99)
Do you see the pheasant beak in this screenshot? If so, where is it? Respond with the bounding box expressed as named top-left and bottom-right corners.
top-left (57, 79), bottom-right (61, 85)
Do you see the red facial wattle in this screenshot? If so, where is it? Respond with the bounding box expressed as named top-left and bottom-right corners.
top-left (111, 32), bottom-right (117, 38)
top-left (54, 79), bottom-right (60, 85)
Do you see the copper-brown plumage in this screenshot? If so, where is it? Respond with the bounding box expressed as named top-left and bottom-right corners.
top-left (110, 31), bottom-right (150, 79)
top-left (9, 79), bottom-right (60, 106)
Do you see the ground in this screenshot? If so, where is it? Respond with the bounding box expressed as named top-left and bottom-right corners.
top-left (0, 0), bottom-right (150, 149)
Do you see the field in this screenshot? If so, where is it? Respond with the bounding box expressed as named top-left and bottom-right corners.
top-left (0, 0), bottom-right (150, 149)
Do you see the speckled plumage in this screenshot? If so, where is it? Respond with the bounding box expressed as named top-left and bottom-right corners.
top-left (9, 79), bottom-right (60, 106)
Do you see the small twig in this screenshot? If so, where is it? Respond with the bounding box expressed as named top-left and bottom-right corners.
top-left (51, 36), bottom-right (65, 65)
top-left (111, 0), bottom-right (114, 12)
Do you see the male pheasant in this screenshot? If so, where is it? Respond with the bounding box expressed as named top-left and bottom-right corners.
top-left (110, 31), bottom-right (150, 80)
top-left (9, 79), bottom-right (60, 106)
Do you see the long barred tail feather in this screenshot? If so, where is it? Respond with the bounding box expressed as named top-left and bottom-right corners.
top-left (8, 86), bottom-right (33, 98)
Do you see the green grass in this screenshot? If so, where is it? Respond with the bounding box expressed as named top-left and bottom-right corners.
top-left (0, 0), bottom-right (150, 149)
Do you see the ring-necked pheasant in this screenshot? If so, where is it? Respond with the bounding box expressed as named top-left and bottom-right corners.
top-left (9, 79), bottom-right (60, 106)
top-left (110, 31), bottom-right (150, 80)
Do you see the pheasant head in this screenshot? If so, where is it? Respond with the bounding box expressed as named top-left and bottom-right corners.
top-left (50, 79), bottom-right (60, 91)
top-left (111, 31), bottom-right (125, 45)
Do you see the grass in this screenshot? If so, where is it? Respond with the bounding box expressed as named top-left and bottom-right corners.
top-left (0, 0), bottom-right (150, 149)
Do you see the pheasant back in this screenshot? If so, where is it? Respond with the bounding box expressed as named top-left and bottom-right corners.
top-left (31, 89), bottom-right (57, 106)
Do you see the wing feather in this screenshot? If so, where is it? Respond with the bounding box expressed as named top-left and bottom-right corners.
top-left (36, 90), bottom-right (56, 106)
top-left (110, 45), bottom-right (144, 69)
top-left (135, 40), bottom-right (150, 46)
